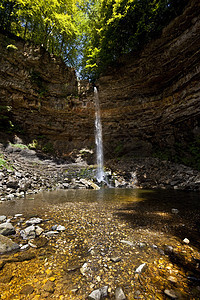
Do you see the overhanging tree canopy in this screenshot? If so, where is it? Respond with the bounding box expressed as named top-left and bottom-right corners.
top-left (0, 0), bottom-right (189, 79)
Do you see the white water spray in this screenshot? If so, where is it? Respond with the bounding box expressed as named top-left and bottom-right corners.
top-left (94, 87), bottom-right (105, 183)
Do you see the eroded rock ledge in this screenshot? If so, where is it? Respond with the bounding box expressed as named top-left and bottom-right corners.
top-left (98, 0), bottom-right (200, 162)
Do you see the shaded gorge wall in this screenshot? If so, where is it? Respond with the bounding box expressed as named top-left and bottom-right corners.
top-left (97, 0), bottom-right (200, 169)
top-left (0, 0), bottom-right (200, 168)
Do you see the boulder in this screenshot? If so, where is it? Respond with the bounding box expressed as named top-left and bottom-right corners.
top-left (0, 234), bottom-right (19, 254)
top-left (0, 222), bottom-right (15, 235)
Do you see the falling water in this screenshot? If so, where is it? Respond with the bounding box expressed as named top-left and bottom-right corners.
top-left (94, 87), bottom-right (105, 183)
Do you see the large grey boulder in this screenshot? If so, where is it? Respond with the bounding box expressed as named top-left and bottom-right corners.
top-left (0, 222), bottom-right (15, 236)
top-left (0, 234), bottom-right (19, 254)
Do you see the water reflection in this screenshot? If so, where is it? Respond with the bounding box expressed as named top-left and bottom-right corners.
top-left (0, 188), bottom-right (200, 219)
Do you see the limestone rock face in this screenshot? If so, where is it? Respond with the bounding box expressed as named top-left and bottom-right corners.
top-left (0, 0), bottom-right (200, 161)
top-left (97, 0), bottom-right (200, 159)
top-left (0, 34), bottom-right (95, 156)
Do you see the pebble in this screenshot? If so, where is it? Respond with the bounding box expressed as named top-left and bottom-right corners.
top-left (115, 287), bottom-right (126, 300)
top-left (135, 263), bottom-right (147, 274)
top-left (120, 240), bottom-right (134, 246)
top-left (164, 289), bottom-right (178, 299)
top-left (183, 238), bottom-right (190, 244)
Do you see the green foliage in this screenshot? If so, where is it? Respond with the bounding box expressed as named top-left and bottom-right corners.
top-left (6, 43), bottom-right (18, 50)
top-left (81, 0), bottom-right (189, 80)
top-left (42, 142), bottom-right (54, 154)
top-left (0, 0), bottom-right (189, 79)
top-left (9, 142), bottom-right (28, 149)
top-left (0, 154), bottom-right (13, 170)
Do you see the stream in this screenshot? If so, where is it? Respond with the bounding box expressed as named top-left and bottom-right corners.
top-left (0, 188), bottom-right (200, 299)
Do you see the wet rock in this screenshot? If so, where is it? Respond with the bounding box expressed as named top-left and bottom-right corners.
top-left (30, 237), bottom-right (48, 248)
top-left (164, 245), bottom-right (174, 254)
top-left (80, 262), bottom-right (88, 276)
top-left (26, 217), bottom-right (43, 225)
top-left (183, 238), bottom-right (190, 244)
top-left (0, 260), bottom-right (5, 270)
top-left (57, 225), bottom-right (66, 231)
top-left (20, 225), bottom-right (36, 239)
top-left (14, 252), bottom-right (36, 262)
top-left (35, 225), bottom-right (44, 236)
top-left (0, 222), bottom-right (15, 236)
top-left (20, 244), bottom-right (30, 251)
top-left (171, 209), bottom-right (179, 214)
top-left (88, 289), bottom-right (101, 300)
top-left (0, 274), bottom-right (13, 283)
top-left (120, 240), bottom-right (134, 246)
top-left (45, 230), bottom-right (59, 236)
top-left (164, 289), bottom-right (178, 299)
top-left (7, 180), bottom-right (19, 189)
top-left (138, 242), bottom-right (147, 248)
top-left (111, 257), bottom-right (121, 263)
top-left (0, 215), bottom-right (6, 223)
top-left (135, 263), bottom-right (147, 274)
top-left (0, 234), bottom-right (20, 253)
top-left (88, 286), bottom-right (108, 300)
top-left (115, 287), bottom-right (126, 300)
top-left (20, 284), bottom-right (34, 295)
top-left (64, 263), bottom-right (81, 272)
top-left (168, 276), bottom-right (178, 284)
top-left (43, 280), bottom-right (55, 293)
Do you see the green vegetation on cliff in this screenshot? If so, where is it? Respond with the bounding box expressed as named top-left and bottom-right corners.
top-left (0, 0), bottom-right (188, 78)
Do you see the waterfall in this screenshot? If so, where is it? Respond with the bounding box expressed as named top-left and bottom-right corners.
top-left (94, 87), bottom-right (105, 183)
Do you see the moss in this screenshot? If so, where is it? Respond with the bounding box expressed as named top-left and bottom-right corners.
top-left (6, 44), bottom-right (18, 51)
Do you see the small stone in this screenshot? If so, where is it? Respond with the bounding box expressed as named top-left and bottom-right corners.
top-left (80, 263), bottom-right (88, 275)
top-left (35, 226), bottom-right (44, 236)
top-left (111, 257), bottom-right (121, 263)
top-left (20, 225), bottom-right (36, 239)
top-left (57, 225), bottom-right (66, 231)
top-left (88, 289), bottom-right (101, 300)
top-left (183, 238), bottom-right (190, 244)
top-left (120, 240), bottom-right (134, 246)
top-left (139, 242), bottom-right (147, 248)
top-left (171, 209), bottom-right (179, 214)
top-left (100, 286), bottom-right (108, 297)
top-left (168, 276), bottom-right (178, 284)
top-left (20, 284), bottom-right (34, 295)
top-left (0, 222), bottom-right (15, 236)
top-left (26, 217), bottom-right (43, 225)
top-left (45, 231), bottom-right (59, 236)
top-left (14, 214), bottom-right (23, 218)
top-left (43, 280), bottom-right (55, 293)
top-left (135, 263), bottom-right (147, 274)
top-left (164, 289), bottom-right (178, 299)
top-left (0, 215), bottom-right (6, 223)
top-left (20, 244), bottom-right (30, 251)
top-left (115, 287), bottom-right (126, 300)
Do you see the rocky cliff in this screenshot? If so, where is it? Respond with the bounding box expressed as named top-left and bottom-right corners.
top-left (98, 0), bottom-right (200, 168)
top-left (0, 34), bottom-right (95, 157)
top-left (0, 0), bottom-right (200, 167)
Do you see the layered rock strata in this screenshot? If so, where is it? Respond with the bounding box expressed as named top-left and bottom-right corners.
top-left (0, 34), bottom-right (94, 156)
top-left (98, 0), bottom-right (200, 161)
top-left (0, 0), bottom-right (200, 163)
